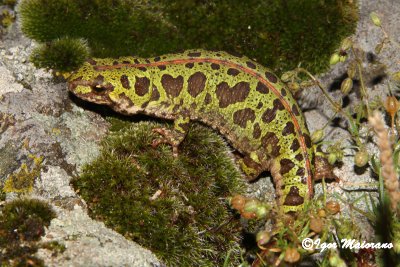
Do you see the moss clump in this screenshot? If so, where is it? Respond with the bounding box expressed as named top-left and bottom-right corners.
top-left (0, 198), bottom-right (56, 266)
top-left (30, 37), bottom-right (90, 72)
top-left (72, 120), bottom-right (245, 266)
top-left (19, 0), bottom-right (357, 74)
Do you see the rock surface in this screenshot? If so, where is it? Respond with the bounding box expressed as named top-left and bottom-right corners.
top-left (0, 17), bottom-right (162, 267)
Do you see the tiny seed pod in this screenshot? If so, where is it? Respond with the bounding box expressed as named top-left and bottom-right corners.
top-left (230, 194), bottom-right (246, 211)
top-left (243, 199), bottom-right (260, 213)
top-left (281, 71), bottom-right (296, 82)
top-left (284, 247), bottom-right (301, 263)
top-left (317, 208), bottom-right (326, 218)
top-left (330, 53), bottom-right (340, 65)
top-left (328, 153), bottom-right (337, 165)
top-left (255, 205), bottom-right (268, 219)
top-left (385, 96), bottom-right (399, 117)
top-left (241, 211), bottom-right (257, 219)
top-left (310, 217), bottom-right (324, 233)
top-left (311, 129), bottom-right (324, 144)
top-left (347, 61), bottom-right (357, 79)
top-left (340, 38), bottom-right (353, 51)
top-left (370, 12), bottom-right (382, 27)
top-left (340, 78), bottom-right (353, 95)
top-left (256, 230), bottom-right (271, 245)
top-left (354, 149), bottom-right (369, 167)
top-left (287, 82), bottom-right (300, 92)
top-left (326, 201), bottom-right (341, 215)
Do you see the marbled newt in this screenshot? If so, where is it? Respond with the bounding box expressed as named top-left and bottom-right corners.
top-left (68, 49), bottom-right (325, 213)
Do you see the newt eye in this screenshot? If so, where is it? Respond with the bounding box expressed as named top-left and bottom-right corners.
top-left (92, 84), bottom-right (107, 93)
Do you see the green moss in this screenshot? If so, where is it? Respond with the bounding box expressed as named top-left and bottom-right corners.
top-left (30, 37), bottom-right (90, 72)
top-left (0, 198), bottom-right (56, 266)
top-left (72, 120), bottom-right (245, 266)
top-left (19, 0), bottom-right (358, 74)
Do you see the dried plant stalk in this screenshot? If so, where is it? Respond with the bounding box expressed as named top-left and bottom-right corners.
top-left (369, 111), bottom-right (400, 212)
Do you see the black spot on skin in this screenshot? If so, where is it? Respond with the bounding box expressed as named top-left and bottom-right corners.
top-left (216, 82), bottom-right (250, 108)
top-left (122, 60), bottom-right (131, 64)
top-left (257, 102), bottom-right (263, 109)
top-left (256, 82), bottom-right (269, 94)
top-left (233, 108), bottom-right (256, 128)
top-left (296, 167), bottom-right (305, 176)
top-left (290, 139), bottom-right (300, 152)
top-left (145, 59), bottom-right (150, 63)
top-left (187, 72), bottom-right (207, 97)
top-left (265, 71), bottom-right (278, 83)
top-left (87, 59), bottom-right (97, 65)
top-left (158, 65), bottom-right (166, 70)
top-left (190, 102), bottom-right (197, 110)
top-left (280, 158), bottom-right (295, 175)
top-left (154, 56), bottom-right (160, 62)
top-left (227, 68), bottom-right (240, 76)
top-left (246, 61), bottom-right (256, 69)
top-left (303, 134), bottom-right (312, 148)
top-left (283, 186), bottom-right (304, 206)
top-left (134, 76), bottom-right (150, 96)
top-left (185, 63), bottom-right (194, 69)
top-left (261, 132), bottom-right (281, 157)
top-left (161, 74), bottom-right (184, 97)
top-left (281, 88), bottom-right (287, 96)
top-left (282, 122), bottom-right (295, 136)
top-left (261, 99), bottom-right (284, 124)
top-left (113, 61), bottom-right (119, 65)
top-left (273, 98), bottom-right (285, 110)
top-left (295, 153), bottom-right (304, 161)
top-left (188, 52), bottom-right (201, 57)
top-left (261, 108), bottom-right (276, 123)
top-left (253, 123), bottom-right (261, 139)
top-left (211, 63), bottom-right (220, 70)
top-left (204, 93), bottom-right (212, 105)
top-left (150, 86), bottom-right (160, 101)
top-left (138, 67), bottom-right (147, 71)
top-left (134, 59), bottom-right (140, 64)
top-left (120, 75), bottom-right (130, 89)
top-left (292, 104), bottom-right (300, 116)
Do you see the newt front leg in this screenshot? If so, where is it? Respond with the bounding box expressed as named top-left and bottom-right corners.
top-left (151, 115), bottom-right (190, 157)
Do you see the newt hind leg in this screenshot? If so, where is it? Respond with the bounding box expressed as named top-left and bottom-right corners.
top-left (236, 154), bottom-right (265, 181)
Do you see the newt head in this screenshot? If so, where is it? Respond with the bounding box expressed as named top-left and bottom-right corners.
top-left (67, 59), bottom-right (114, 105)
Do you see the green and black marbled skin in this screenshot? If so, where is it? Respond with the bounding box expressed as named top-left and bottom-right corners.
top-left (68, 50), bottom-right (314, 212)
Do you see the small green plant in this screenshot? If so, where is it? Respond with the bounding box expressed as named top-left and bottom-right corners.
top-left (72, 119), bottom-right (245, 266)
top-left (30, 37), bottom-right (90, 72)
top-left (0, 198), bottom-right (57, 266)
